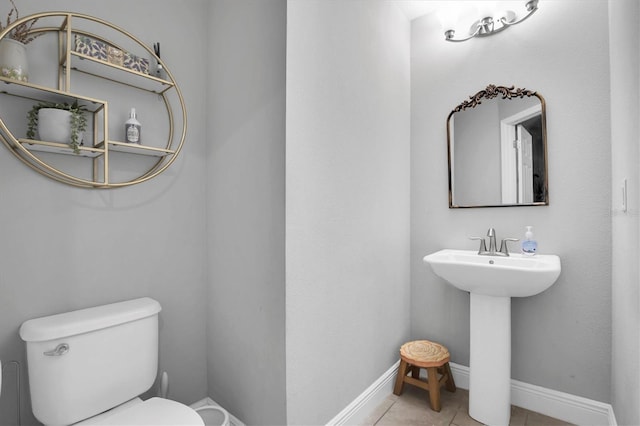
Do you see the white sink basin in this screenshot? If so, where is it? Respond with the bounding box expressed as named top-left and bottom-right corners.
top-left (423, 248), bottom-right (561, 425)
top-left (423, 249), bottom-right (561, 297)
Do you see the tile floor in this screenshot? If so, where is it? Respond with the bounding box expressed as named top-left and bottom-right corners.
top-left (362, 386), bottom-right (573, 426)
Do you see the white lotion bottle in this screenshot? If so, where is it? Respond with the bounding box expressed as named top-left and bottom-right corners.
top-left (124, 107), bottom-right (141, 144)
top-left (521, 226), bottom-right (538, 256)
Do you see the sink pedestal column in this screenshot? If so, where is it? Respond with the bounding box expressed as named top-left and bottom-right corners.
top-left (469, 293), bottom-right (511, 425)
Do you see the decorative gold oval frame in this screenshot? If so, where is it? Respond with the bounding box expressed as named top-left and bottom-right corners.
top-left (0, 12), bottom-right (187, 188)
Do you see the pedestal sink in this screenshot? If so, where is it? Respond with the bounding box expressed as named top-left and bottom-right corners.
top-left (423, 249), bottom-right (561, 425)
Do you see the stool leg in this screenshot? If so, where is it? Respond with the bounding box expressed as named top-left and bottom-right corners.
top-left (426, 367), bottom-right (441, 412)
top-left (444, 362), bottom-right (456, 392)
top-left (393, 360), bottom-right (409, 396)
top-left (410, 365), bottom-right (420, 379)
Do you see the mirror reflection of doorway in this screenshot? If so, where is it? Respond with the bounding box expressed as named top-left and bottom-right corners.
top-left (517, 124), bottom-right (533, 203)
top-left (500, 105), bottom-right (544, 204)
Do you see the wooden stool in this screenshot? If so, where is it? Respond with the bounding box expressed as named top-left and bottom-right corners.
top-left (393, 340), bottom-right (456, 412)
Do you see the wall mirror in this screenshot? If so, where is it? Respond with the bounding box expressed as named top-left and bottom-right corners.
top-left (447, 85), bottom-right (548, 208)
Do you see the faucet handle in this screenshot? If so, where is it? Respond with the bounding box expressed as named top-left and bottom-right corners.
top-left (469, 236), bottom-right (488, 254)
top-left (499, 238), bottom-right (519, 256)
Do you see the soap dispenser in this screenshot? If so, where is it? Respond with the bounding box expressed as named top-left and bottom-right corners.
top-left (521, 226), bottom-right (537, 256)
top-left (124, 108), bottom-right (141, 144)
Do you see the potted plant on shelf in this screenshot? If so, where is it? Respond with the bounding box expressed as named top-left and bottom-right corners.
top-left (26, 101), bottom-right (88, 154)
top-left (0, 0), bottom-right (42, 82)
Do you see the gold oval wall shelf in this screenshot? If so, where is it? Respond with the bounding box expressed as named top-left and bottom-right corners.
top-left (0, 12), bottom-right (187, 188)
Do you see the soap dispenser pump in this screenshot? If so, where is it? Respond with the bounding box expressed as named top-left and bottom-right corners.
top-left (124, 108), bottom-right (141, 144)
top-left (521, 226), bottom-right (537, 256)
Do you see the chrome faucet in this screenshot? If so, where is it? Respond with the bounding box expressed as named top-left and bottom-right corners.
top-left (470, 228), bottom-right (519, 256)
top-left (487, 228), bottom-right (497, 254)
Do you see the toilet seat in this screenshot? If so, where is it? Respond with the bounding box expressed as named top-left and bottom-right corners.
top-left (77, 397), bottom-right (204, 425)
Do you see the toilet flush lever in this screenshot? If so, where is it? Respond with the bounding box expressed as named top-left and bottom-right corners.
top-left (44, 343), bottom-right (69, 356)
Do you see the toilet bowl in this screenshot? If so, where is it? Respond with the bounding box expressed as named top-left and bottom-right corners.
top-left (76, 397), bottom-right (203, 425)
top-left (19, 298), bottom-right (204, 425)
top-left (195, 405), bottom-right (230, 426)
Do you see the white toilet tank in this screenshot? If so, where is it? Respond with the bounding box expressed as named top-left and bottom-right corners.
top-left (19, 297), bottom-right (162, 425)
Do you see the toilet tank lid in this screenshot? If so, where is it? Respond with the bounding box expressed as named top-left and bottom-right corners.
top-left (19, 297), bottom-right (162, 342)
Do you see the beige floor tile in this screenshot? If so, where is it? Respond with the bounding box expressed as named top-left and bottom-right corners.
top-left (451, 408), bottom-right (484, 426)
top-left (363, 387), bottom-right (571, 426)
top-left (525, 411), bottom-right (574, 426)
top-left (375, 404), bottom-right (454, 426)
top-left (374, 386), bottom-right (458, 426)
top-left (509, 406), bottom-right (528, 426)
top-left (361, 397), bottom-right (395, 425)
top-left (442, 388), bottom-right (469, 407)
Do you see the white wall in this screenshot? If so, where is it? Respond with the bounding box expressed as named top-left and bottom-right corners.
top-left (411, 0), bottom-right (612, 403)
top-left (286, 1), bottom-right (411, 423)
top-left (0, 1), bottom-right (209, 425)
top-left (206, 1), bottom-right (287, 425)
top-left (609, 0), bottom-right (640, 424)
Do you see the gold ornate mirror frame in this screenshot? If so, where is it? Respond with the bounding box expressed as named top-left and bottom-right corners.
top-left (447, 85), bottom-right (548, 208)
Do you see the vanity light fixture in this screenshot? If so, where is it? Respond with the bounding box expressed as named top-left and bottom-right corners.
top-left (444, 0), bottom-right (539, 42)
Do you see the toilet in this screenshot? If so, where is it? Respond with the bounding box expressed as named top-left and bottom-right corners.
top-left (19, 297), bottom-right (204, 425)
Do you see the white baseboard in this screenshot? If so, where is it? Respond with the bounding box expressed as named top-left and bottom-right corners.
top-left (191, 397), bottom-right (245, 426)
top-left (449, 362), bottom-right (470, 389)
top-left (327, 361), bottom-right (617, 426)
top-left (448, 362), bottom-right (615, 426)
top-left (326, 360), bottom-right (400, 426)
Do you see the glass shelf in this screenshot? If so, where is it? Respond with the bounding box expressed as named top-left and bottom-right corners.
top-left (0, 77), bottom-right (105, 111)
top-left (103, 141), bottom-right (174, 157)
top-left (19, 139), bottom-right (104, 158)
top-left (67, 52), bottom-right (174, 94)
top-left (19, 139), bottom-right (175, 158)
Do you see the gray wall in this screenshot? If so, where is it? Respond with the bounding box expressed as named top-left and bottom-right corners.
top-left (0, 1), bottom-right (209, 425)
top-left (206, 1), bottom-right (287, 425)
top-left (286, 1), bottom-right (411, 424)
top-left (609, 0), bottom-right (640, 424)
top-left (453, 101), bottom-right (501, 206)
top-left (411, 0), bottom-right (612, 403)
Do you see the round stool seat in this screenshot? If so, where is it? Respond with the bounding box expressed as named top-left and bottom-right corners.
top-left (400, 340), bottom-right (450, 368)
